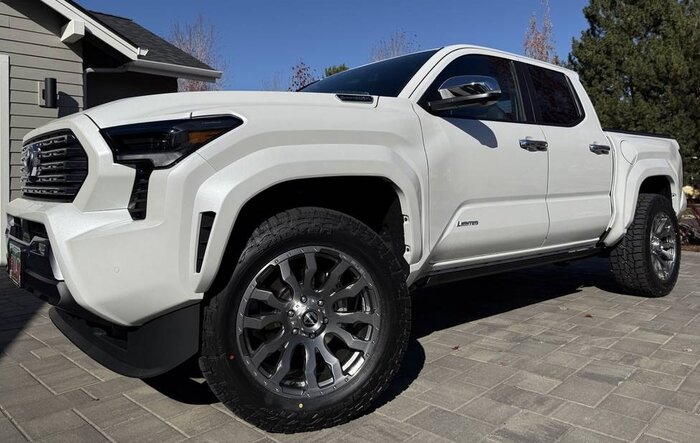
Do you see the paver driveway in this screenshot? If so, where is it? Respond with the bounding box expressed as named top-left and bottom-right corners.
top-left (1, 253), bottom-right (700, 443)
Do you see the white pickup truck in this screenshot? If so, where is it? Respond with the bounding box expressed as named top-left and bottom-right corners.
top-left (5, 45), bottom-right (685, 432)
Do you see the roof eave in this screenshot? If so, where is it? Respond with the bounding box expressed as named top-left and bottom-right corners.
top-left (40, 0), bottom-right (141, 60)
top-left (44, 0), bottom-right (219, 78)
top-left (126, 59), bottom-right (222, 82)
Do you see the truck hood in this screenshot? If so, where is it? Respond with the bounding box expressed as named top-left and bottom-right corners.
top-left (83, 91), bottom-right (378, 128)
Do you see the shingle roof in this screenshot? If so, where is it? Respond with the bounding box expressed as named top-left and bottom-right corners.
top-left (88, 11), bottom-right (214, 71)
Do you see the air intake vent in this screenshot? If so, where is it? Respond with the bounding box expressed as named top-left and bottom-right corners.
top-left (21, 130), bottom-right (88, 201)
top-left (196, 212), bottom-right (215, 272)
top-left (128, 168), bottom-right (152, 220)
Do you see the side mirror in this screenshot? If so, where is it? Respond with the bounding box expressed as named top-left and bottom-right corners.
top-left (428, 75), bottom-right (502, 112)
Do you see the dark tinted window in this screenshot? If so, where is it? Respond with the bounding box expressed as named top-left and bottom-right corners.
top-left (301, 50), bottom-right (439, 97)
top-left (527, 65), bottom-right (582, 125)
top-left (421, 55), bottom-right (524, 122)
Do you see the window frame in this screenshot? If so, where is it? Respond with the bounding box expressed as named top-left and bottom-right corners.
top-left (418, 54), bottom-right (531, 125)
top-left (521, 62), bottom-right (586, 128)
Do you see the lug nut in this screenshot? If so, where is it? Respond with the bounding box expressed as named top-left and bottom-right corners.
top-left (287, 310), bottom-right (295, 317)
top-left (309, 333), bottom-right (315, 339)
top-left (300, 296), bottom-right (307, 303)
top-left (292, 328), bottom-right (299, 335)
top-left (323, 317), bottom-right (329, 324)
top-left (318, 300), bottom-right (324, 306)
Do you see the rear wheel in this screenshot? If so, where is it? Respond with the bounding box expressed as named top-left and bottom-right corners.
top-left (199, 207), bottom-right (410, 432)
top-left (610, 194), bottom-right (681, 297)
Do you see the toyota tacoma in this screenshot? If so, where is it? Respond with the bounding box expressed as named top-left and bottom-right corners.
top-left (5, 45), bottom-right (686, 432)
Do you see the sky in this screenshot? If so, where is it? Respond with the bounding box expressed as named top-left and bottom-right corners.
top-left (76, 0), bottom-right (591, 90)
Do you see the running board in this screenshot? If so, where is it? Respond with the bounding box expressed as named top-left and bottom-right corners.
top-left (412, 247), bottom-right (602, 289)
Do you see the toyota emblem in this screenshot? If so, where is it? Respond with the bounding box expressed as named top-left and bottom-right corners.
top-left (24, 144), bottom-right (41, 180)
top-left (302, 311), bottom-right (320, 327)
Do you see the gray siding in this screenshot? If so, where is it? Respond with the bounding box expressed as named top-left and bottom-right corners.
top-left (0, 0), bottom-right (83, 200)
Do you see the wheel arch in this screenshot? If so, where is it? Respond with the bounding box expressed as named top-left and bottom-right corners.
top-left (191, 144), bottom-right (424, 294)
top-left (639, 175), bottom-right (673, 202)
top-left (206, 176), bottom-right (410, 296)
top-left (625, 170), bottom-right (679, 227)
top-left (605, 157), bottom-right (682, 246)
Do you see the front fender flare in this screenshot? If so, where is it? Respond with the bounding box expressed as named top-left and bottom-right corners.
top-left (191, 144), bottom-right (423, 293)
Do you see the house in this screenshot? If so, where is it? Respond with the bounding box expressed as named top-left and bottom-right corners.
top-left (0, 0), bottom-right (221, 265)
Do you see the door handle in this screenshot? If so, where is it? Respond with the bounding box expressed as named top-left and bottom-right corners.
top-left (519, 139), bottom-right (548, 152)
top-left (589, 144), bottom-right (610, 155)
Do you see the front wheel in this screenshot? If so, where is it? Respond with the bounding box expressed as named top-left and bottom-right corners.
top-left (610, 193), bottom-right (681, 297)
top-left (199, 207), bottom-right (410, 432)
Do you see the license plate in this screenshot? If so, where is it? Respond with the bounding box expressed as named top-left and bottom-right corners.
top-left (8, 242), bottom-right (23, 287)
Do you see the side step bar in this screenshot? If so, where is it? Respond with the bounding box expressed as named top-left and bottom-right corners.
top-left (412, 247), bottom-right (602, 289)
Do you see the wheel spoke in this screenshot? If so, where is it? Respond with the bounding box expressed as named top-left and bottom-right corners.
top-left (661, 240), bottom-right (676, 250)
top-left (303, 342), bottom-right (319, 390)
top-left (328, 327), bottom-right (370, 353)
top-left (333, 311), bottom-right (379, 327)
top-left (329, 277), bottom-right (368, 301)
top-left (251, 331), bottom-right (288, 367)
top-left (243, 312), bottom-right (284, 330)
top-left (654, 216), bottom-right (668, 235)
top-left (319, 261), bottom-right (351, 295)
top-left (279, 260), bottom-right (302, 297)
top-left (653, 256), bottom-right (668, 278)
top-left (303, 253), bottom-right (318, 289)
top-left (250, 288), bottom-right (287, 311)
top-left (658, 249), bottom-right (674, 261)
top-left (269, 339), bottom-right (298, 383)
top-left (317, 341), bottom-right (344, 382)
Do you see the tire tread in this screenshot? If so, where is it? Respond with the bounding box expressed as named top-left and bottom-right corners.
top-left (610, 194), bottom-right (680, 297)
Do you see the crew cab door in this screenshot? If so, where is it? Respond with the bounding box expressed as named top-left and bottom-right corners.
top-left (414, 52), bottom-right (549, 264)
top-left (521, 62), bottom-right (613, 246)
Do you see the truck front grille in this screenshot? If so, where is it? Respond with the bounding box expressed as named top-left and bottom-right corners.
top-left (21, 130), bottom-right (88, 202)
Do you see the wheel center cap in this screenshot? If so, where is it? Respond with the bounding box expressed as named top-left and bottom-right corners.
top-left (302, 310), bottom-right (320, 328)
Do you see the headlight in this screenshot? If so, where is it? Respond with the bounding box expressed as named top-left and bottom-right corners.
top-left (101, 116), bottom-right (242, 168)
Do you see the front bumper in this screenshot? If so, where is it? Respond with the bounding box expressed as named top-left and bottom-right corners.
top-left (6, 216), bottom-right (200, 377)
top-left (49, 304), bottom-right (200, 378)
top-left (5, 199), bottom-right (207, 326)
top-left (7, 114), bottom-right (219, 326)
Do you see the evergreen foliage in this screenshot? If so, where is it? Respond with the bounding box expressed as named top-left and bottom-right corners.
top-left (569, 0), bottom-right (700, 180)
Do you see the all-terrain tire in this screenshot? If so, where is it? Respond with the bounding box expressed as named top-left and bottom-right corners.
top-left (199, 207), bottom-right (410, 433)
top-left (610, 194), bottom-right (681, 297)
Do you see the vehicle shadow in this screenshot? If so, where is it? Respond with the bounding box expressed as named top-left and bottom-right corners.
top-left (144, 257), bottom-right (618, 409)
top-left (369, 256), bottom-right (618, 411)
top-left (0, 274), bottom-right (46, 356)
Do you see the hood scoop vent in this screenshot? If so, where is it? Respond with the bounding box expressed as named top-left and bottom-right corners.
top-left (335, 93), bottom-right (374, 104)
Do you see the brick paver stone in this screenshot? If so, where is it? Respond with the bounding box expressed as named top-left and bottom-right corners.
top-left (0, 253), bottom-right (699, 442)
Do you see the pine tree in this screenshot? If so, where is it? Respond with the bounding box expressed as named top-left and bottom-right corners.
top-left (324, 64), bottom-right (349, 78)
top-left (569, 0), bottom-right (700, 181)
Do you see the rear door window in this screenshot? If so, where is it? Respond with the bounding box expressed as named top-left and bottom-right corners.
top-left (527, 65), bottom-right (583, 126)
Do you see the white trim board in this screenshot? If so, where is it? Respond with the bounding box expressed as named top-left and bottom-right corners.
top-left (0, 54), bottom-right (9, 266)
top-left (39, 0), bottom-right (140, 60)
top-left (38, 0), bottom-right (220, 82)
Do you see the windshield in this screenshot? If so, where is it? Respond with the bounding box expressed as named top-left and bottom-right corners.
top-left (301, 50), bottom-right (439, 97)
